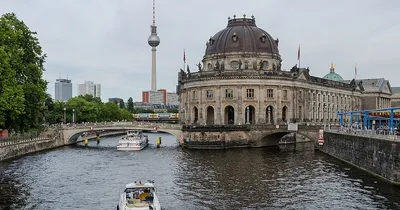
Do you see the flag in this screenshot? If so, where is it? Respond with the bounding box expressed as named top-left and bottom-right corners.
top-left (183, 49), bottom-right (186, 63)
top-left (297, 44), bottom-right (300, 60)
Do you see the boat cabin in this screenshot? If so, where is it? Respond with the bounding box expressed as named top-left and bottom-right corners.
top-left (124, 182), bottom-right (155, 208)
top-left (126, 130), bottom-right (144, 137)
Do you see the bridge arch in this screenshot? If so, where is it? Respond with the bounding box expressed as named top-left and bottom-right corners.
top-left (63, 126), bottom-right (182, 144)
top-left (255, 131), bottom-right (317, 147)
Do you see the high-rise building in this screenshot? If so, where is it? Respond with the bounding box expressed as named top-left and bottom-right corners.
top-left (78, 81), bottom-right (101, 98)
top-left (166, 92), bottom-right (179, 106)
top-left (148, 0), bottom-right (160, 91)
top-left (142, 89), bottom-right (178, 105)
top-left (142, 90), bottom-right (164, 105)
top-left (55, 78), bottom-right (72, 102)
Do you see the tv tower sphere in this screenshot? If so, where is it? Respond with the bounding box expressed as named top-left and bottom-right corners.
top-left (148, 33), bottom-right (160, 47)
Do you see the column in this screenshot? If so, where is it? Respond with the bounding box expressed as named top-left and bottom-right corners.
top-left (215, 86), bottom-right (221, 125)
top-left (237, 85), bottom-right (243, 125)
top-left (276, 86), bottom-right (281, 124)
top-left (199, 89), bottom-right (204, 125)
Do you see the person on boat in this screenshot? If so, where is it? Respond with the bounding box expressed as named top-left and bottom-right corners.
top-left (139, 189), bottom-right (150, 201)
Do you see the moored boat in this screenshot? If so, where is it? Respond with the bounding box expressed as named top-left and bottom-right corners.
top-left (117, 180), bottom-right (161, 210)
top-left (117, 130), bottom-right (149, 151)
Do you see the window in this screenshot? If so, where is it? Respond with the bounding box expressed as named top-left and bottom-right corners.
top-left (206, 90), bottom-right (214, 99)
top-left (225, 89), bottom-right (233, 98)
top-left (246, 89), bottom-right (254, 98)
top-left (267, 89), bottom-right (274, 98)
top-left (192, 90), bottom-right (197, 99)
top-left (283, 89), bottom-right (288, 99)
top-left (298, 91), bottom-right (302, 100)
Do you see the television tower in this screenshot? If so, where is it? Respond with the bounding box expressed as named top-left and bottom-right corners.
top-left (148, 0), bottom-right (160, 91)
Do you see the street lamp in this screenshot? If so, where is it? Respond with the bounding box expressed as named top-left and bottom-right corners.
top-left (63, 107), bottom-right (66, 124)
top-left (72, 109), bottom-right (75, 124)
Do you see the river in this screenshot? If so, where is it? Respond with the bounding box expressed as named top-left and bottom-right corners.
top-left (0, 133), bottom-right (399, 210)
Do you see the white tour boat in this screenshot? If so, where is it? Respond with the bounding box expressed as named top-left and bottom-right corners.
top-left (117, 130), bottom-right (149, 151)
top-left (117, 181), bottom-right (161, 210)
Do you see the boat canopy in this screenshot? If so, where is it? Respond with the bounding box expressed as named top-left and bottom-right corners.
top-left (125, 182), bottom-right (154, 189)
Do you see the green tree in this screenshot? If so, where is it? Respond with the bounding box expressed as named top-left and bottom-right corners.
top-left (78, 94), bottom-right (102, 104)
top-left (127, 97), bottom-right (134, 113)
top-left (0, 13), bottom-right (47, 132)
top-left (119, 99), bottom-right (125, 109)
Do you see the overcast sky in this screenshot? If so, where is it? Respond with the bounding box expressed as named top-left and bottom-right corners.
top-left (1, 0), bottom-right (400, 102)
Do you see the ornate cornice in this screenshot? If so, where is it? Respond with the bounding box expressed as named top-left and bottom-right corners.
top-left (180, 72), bottom-right (357, 91)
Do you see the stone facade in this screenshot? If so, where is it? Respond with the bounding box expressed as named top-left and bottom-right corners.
top-left (176, 15), bottom-right (393, 149)
top-left (178, 70), bottom-right (363, 126)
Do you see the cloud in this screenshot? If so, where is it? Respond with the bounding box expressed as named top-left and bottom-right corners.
top-left (1, 0), bottom-right (400, 102)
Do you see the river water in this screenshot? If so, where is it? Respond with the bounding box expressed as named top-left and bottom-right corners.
top-left (0, 133), bottom-right (399, 210)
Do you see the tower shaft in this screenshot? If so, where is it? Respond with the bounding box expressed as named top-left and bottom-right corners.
top-left (151, 47), bottom-right (157, 91)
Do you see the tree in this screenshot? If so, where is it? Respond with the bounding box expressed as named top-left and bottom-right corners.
top-left (78, 94), bottom-right (102, 104)
top-left (119, 99), bottom-right (125, 109)
top-left (127, 97), bottom-right (134, 113)
top-left (0, 13), bottom-right (47, 132)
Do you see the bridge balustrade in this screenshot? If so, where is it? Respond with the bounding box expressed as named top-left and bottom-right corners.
top-left (327, 127), bottom-right (399, 141)
top-left (59, 121), bottom-right (182, 130)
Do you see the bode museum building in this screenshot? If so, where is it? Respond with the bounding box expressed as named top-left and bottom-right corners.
top-left (177, 15), bottom-right (393, 129)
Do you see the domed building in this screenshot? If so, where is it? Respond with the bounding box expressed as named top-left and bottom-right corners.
top-left (176, 15), bottom-right (392, 148)
top-left (323, 63), bottom-right (344, 82)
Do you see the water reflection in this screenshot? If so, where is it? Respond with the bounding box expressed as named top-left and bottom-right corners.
top-left (0, 134), bottom-right (399, 210)
top-left (174, 147), bottom-right (400, 209)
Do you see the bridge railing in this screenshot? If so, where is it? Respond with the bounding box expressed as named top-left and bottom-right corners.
top-left (60, 121), bottom-right (182, 130)
top-left (327, 127), bottom-right (399, 141)
top-left (0, 131), bottom-right (48, 147)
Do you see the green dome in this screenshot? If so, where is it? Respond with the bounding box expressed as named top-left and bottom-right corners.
top-left (323, 72), bottom-right (344, 82)
top-left (323, 63), bottom-right (344, 82)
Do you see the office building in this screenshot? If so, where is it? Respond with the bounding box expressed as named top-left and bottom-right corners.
top-left (78, 81), bottom-right (101, 98)
top-left (55, 78), bottom-right (72, 102)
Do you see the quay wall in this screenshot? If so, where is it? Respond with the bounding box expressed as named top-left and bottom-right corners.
top-left (320, 132), bottom-right (400, 185)
top-left (0, 131), bottom-right (124, 161)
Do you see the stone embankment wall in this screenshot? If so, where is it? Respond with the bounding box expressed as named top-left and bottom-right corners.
top-left (0, 129), bottom-right (124, 161)
top-left (320, 132), bottom-right (400, 185)
top-left (0, 129), bottom-right (65, 161)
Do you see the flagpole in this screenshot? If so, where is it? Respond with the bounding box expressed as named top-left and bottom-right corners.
top-left (298, 44), bottom-right (301, 69)
top-left (355, 63), bottom-right (357, 79)
top-left (183, 49), bottom-right (185, 71)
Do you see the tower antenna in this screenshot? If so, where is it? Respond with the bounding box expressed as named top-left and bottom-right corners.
top-left (152, 0), bottom-right (156, 26)
top-left (148, 0), bottom-right (160, 91)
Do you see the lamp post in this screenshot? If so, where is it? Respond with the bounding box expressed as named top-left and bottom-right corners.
top-left (63, 107), bottom-right (66, 124)
top-left (72, 109), bottom-right (75, 124)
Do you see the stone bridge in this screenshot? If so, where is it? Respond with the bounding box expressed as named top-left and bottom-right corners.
top-left (50, 122), bottom-right (322, 148)
top-left (181, 124), bottom-right (322, 149)
top-left (58, 122), bottom-right (182, 143)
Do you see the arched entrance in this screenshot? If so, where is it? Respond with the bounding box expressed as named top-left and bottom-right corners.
top-left (282, 106), bottom-right (288, 123)
top-left (266, 106), bottom-right (274, 124)
top-left (206, 106), bottom-right (214, 125)
top-left (245, 105), bottom-right (256, 124)
top-left (224, 106), bottom-right (235, 125)
top-left (192, 107), bottom-right (198, 124)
